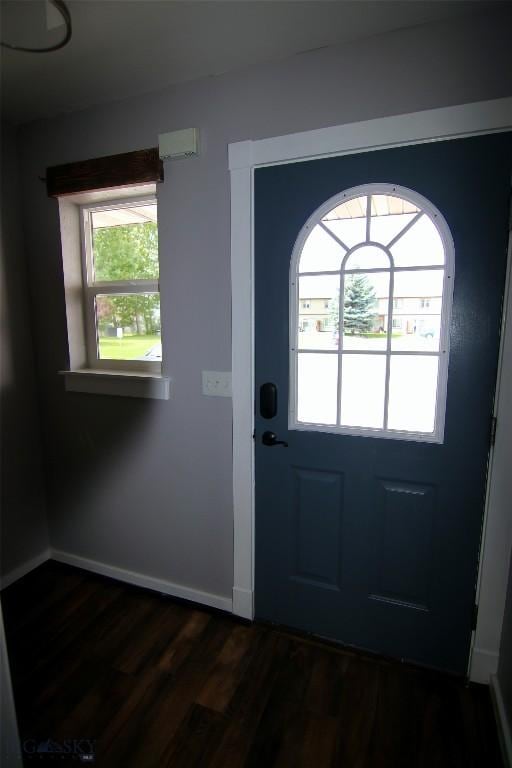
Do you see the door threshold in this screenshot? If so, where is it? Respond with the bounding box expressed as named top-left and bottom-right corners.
top-left (255, 618), bottom-right (467, 683)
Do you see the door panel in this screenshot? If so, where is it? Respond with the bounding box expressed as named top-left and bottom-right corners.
top-left (370, 479), bottom-right (434, 611)
top-left (291, 467), bottom-right (344, 590)
top-left (254, 133), bottom-right (512, 675)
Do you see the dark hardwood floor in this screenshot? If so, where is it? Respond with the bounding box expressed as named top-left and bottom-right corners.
top-left (1, 561), bottom-right (503, 767)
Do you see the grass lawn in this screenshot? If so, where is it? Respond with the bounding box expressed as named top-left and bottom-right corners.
top-left (99, 334), bottom-right (160, 360)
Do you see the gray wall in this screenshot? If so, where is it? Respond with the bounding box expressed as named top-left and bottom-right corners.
top-left (1, 122), bottom-right (49, 580)
top-left (17, 8), bottom-right (512, 600)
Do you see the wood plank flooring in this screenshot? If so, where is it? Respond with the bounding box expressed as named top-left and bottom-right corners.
top-left (1, 561), bottom-right (503, 767)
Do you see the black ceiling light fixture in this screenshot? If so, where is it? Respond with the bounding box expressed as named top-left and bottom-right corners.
top-left (1, 0), bottom-right (72, 53)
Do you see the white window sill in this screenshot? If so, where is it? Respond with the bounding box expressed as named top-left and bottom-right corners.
top-left (60, 369), bottom-right (170, 400)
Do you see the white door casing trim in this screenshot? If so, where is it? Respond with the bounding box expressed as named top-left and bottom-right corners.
top-left (490, 674), bottom-right (512, 768)
top-left (471, 218), bottom-right (512, 683)
top-left (229, 97), bottom-right (512, 677)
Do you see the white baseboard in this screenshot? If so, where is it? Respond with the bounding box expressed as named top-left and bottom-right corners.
top-left (0, 549), bottom-right (51, 590)
top-left (51, 549), bottom-right (233, 614)
top-left (469, 646), bottom-right (499, 683)
top-left (490, 674), bottom-right (512, 768)
top-left (232, 587), bottom-right (253, 619)
top-left (1, 546), bottom-right (236, 616)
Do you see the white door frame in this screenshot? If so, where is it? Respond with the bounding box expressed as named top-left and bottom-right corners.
top-left (229, 97), bottom-right (512, 681)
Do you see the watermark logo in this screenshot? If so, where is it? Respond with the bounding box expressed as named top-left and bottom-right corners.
top-left (23, 738), bottom-right (96, 762)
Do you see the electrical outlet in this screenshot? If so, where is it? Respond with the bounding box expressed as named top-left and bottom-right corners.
top-left (202, 371), bottom-right (232, 397)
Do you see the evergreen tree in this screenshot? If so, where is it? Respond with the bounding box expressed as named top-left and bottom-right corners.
top-left (342, 274), bottom-right (377, 335)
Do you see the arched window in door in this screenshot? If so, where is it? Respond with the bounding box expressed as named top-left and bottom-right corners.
top-left (289, 184), bottom-right (454, 442)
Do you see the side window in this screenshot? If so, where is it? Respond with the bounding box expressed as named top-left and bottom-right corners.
top-left (81, 196), bottom-right (162, 372)
top-left (290, 184), bottom-right (454, 442)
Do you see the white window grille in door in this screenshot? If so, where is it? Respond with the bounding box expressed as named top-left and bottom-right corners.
top-left (289, 184), bottom-right (455, 442)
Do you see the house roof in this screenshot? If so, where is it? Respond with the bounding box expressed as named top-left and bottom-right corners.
top-left (300, 271), bottom-right (443, 299)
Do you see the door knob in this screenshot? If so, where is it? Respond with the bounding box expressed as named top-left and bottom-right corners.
top-left (262, 430), bottom-right (288, 448)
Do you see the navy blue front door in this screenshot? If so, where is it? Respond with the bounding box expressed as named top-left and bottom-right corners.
top-left (254, 133), bottom-right (512, 675)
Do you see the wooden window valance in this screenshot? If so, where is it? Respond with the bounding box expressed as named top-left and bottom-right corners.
top-left (46, 147), bottom-right (163, 198)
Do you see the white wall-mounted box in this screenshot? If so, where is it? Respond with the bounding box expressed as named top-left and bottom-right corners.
top-left (158, 128), bottom-right (198, 160)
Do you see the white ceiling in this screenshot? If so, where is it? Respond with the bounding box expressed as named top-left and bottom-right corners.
top-left (0, 0), bottom-right (499, 125)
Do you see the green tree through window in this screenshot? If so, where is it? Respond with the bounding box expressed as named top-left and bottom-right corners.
top-left (328, 274), bottom-right (378, 336)
top-left (93, 221), bottom-right (160, 335)
top-left (343, 274), bottom-right (377, 335)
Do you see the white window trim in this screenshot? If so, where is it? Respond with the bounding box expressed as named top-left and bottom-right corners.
top-left (61, 368), bottom-right (170, 400)
top-left (58, 183), bottom-right (170, 399)
top-left (80, 195), bottom-right (161, 374)
top-left (288, 183), bottom-right (454, 443)
top-left (228, 96), bottom-right (512, 685)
